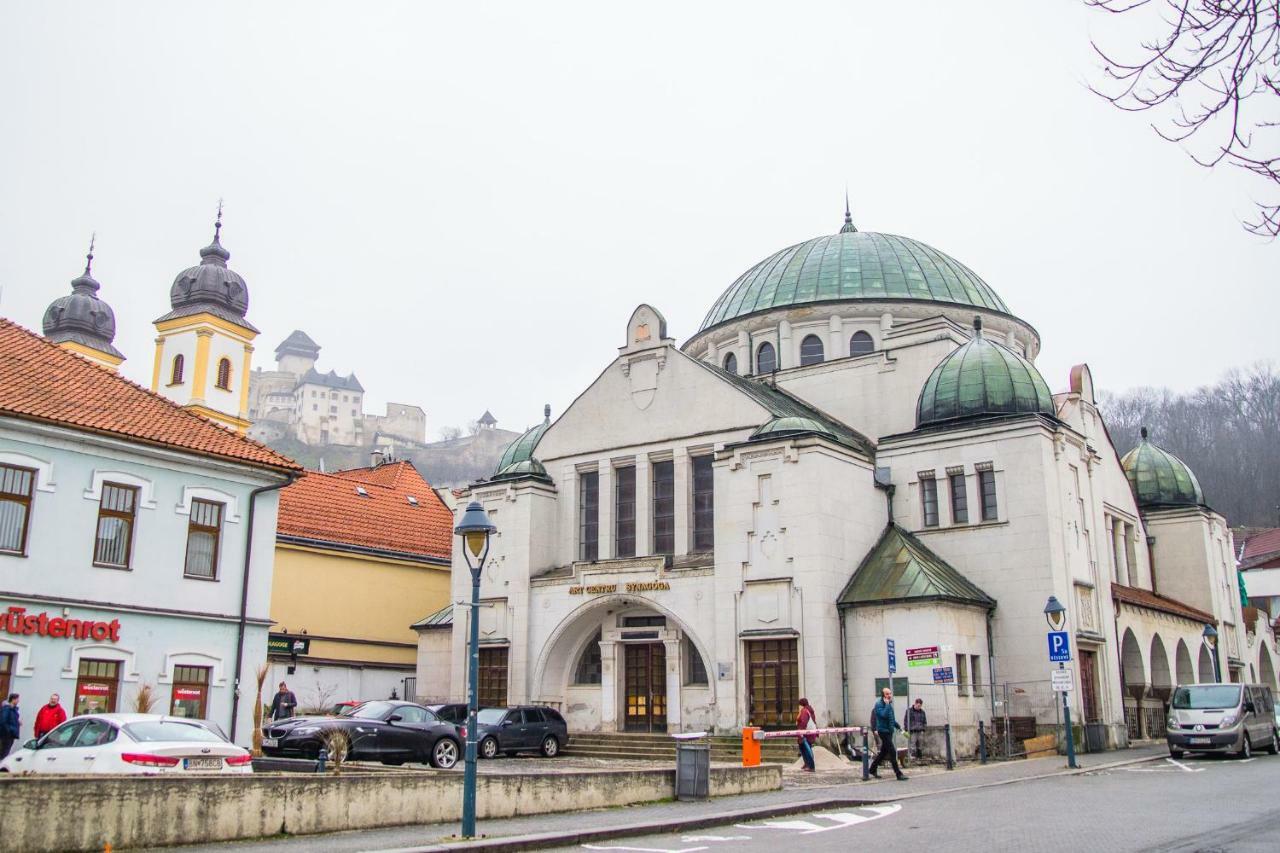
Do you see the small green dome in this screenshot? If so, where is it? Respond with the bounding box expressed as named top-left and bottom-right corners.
top-left (1120, 428), bottom-right (1206, 510)
top-left (491, 406), bottom-right (552, 482)
top-left (916, 319), bottom-right (1054, 427)
top-left (751, 416), bottom-right (838, 442)
top-left (699, 216), bottom-right (1009, 333)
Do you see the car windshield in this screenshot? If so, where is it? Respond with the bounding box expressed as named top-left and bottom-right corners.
top-left (1171, 685), bottom-right (1242, 710)
top-left (476, 708), bottom-right (507, 724)
top-left (351, 701), bottom-right (396, 720)
top-left (124, 721), bottom-right (227, 743)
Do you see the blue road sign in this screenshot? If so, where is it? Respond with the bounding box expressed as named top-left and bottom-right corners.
top-left (932, 666), bottom-right (955, 684)
top-left (887, 639), bottom-right (897, 674)
top-left (1047, 631), bottom-right (1071, 662)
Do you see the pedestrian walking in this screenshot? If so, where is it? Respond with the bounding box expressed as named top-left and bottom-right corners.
top-left (796, 697), bottom-right (818, 772)
top-left (269, 682), bottom-right (298, 721)
top-left (905, 698), bottom-right (927, 760)
top-left (868, 686), bottom-right (907, 780)
top-left (0, 694), bottom-right (20, 758)
top-left (33, 693), bottom-right (66, 740)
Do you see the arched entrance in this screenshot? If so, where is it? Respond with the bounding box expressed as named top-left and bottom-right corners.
top-left (1260, 645), bottom-right (1277, 691)
top-left (1175, 640), bottom-right (1195, 686)
top-left (1199, 644), bottom-right (1216, 683)
top-left (1147, 635), bottom-right (1173, 733)
top-left (1120, 629), bottom-right (1146, 740)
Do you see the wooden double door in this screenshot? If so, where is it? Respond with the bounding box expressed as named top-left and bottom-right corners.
top-left (623, 643), bottom-right (667, 732)
top-left (746, 638), bottom-right (799, 729)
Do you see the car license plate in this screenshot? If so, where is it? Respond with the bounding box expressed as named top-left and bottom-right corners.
top-left (1189, 737), bottom-right (1211, 745)
top-left (184, 757), bottom-right (223, 770)
top-left (262, 738), bottom-right (278, 748)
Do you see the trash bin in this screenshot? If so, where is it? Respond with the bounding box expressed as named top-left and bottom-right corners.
top-left (1084, 722), bottom-right (1108, 753)
top-left (673, 731), bottom-right (710, 801)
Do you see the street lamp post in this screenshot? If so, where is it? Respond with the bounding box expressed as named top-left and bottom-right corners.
top-left (1202, 624), bottom-right (1222, 684)
top-left (1043, 595), bottom-right (1078, 769)
top-left (455, 501), bottom-right (496, 840)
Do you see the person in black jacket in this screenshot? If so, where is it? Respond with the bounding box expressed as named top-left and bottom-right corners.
top-left (0, 693), bottom-right (20, 758)
top-left (269, 682), bottom-right (298, 721)
top-left (904, 698), bottom-right (927, 759)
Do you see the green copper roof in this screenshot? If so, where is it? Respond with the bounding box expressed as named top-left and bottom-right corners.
top-left (491, 406), bottom-right (552, 482)
top-left (916, 320), bottom-right (1054, 428)
top-left (838, 524), bottom-right (996, 609)
top-left (411, 602), bottom-right (453, 630)
top-left (1120, 428), bottom-right (1206, 510)
top-left (699, 222), bottom-right (1009, 333)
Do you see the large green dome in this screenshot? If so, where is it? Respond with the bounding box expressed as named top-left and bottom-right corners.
top-left (699, 216), bottom-right (1010, 333)
top-left (1120, 429), bottom-right (1206, 510)
top-left (916, 320), bottom-right (1054, 427)
top-left (490, 406), bottom-right (552, 482)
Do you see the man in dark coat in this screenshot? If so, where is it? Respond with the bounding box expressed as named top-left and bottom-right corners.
top-left (269, 682), bottom-right (298, 721)
top-left (0, 693), bottom-right (20, 758)
top-left (905, 698), bottom-right (927, 759)
top-left (868, 687), bottom-right (907, 780)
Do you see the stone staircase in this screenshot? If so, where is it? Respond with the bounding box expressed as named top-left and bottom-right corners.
top-left (563, 731), bottom-right (799, 764)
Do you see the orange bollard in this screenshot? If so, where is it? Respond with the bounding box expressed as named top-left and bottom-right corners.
top-left (742, 726), bottom-right (761, 767)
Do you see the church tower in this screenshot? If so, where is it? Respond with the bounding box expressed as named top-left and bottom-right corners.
top-left (42, 237), bottom-right (126, 371)
top-left (151, 207), bottom-right (258, 432)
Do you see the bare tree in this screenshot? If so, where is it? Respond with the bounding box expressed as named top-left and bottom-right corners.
top-left (439, 425), bottom-right (463, 441)
top-left (307, 679), bottom-right (340, 715)
top-left (1088, 1), bottom-right (1280, 236)
top-left (130, 683), bottom-right (160, 714)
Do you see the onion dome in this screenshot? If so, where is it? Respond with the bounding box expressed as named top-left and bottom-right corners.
top-left (699, 210), bottom-right (1009, 333)
top-left (156, 206), bottom-right (256, 331)
top-left (916, 317), bottom-right (1054, 427)
top-left (1120, 428), bottom-right (1206, 510)
top-left (490, 405), bottom-right (552, 482)
top-left (42, 238), bottom-right (124, 361)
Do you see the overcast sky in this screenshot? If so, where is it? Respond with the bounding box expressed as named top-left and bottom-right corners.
top-left (2, 2), bottom-right (1274, 439)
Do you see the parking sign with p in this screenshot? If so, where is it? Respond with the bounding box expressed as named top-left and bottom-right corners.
top-left (1047, 631), bottom-right (1071, 662)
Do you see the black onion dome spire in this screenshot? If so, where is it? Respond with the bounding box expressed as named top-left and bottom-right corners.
top-left (158, 202), bottom-right (257, 331)
top-left (42, 235), bottom-right (124, 360)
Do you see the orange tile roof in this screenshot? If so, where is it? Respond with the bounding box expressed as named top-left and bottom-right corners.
top-left (1112, 583), bottom-right (1213, 624)
top-left (277, 461), bottom-right (452, 562)
top-left (0, 317), bottom-right (299, 473)
top-left (1242, 529), bottom-right (1280, 567)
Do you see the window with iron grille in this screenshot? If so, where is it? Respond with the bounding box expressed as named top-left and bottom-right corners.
top-left (0, 464), bottom-right (35, 555)
top-left (949, 473), bottom-right (969, 524)
top-left (478, 647), bottom-right (508, 707)
top-left (850, 330), bottom-right (874, 355)
top-left (93, 483), bottom-right (138, 568)
top-left (978, 469), bottom-right (998, 521)
top-left (723, 352), bottom-right (738, 375)
top-left (921, 476), bottom-right (939, 527)
top-left (579, 471), bottom-right (599, 562)
top-left (755, 342), bottom-right (777, 374)
top-left (685, 638), bottom-right (709, 686)
top-left (170, 354), bottom-right (185, 385)
top-left (691, 455), bottom-right (714, 552)
top-left (652, 460), bottom-right (674, 555)
top-left (215, 358), bottom-right (232, 390)
top-left (799, 334), bottom-right (824, 366)
top-left (615, 466), bottom-right (636, 558)
top-left (184, 499), bottom-right (224, 579)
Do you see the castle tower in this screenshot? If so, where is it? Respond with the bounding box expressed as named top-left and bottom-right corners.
top-left (42, 237), bottom-right (126, 371)
top-left (151, 207), bottom-right (258, 432)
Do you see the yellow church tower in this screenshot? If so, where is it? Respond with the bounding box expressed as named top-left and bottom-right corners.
top-left (151, 207), bottom-right (257, 432)
top-left (42, 237), bottom-right (126, 371)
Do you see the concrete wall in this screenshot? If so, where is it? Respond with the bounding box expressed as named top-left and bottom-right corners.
top-left (0, 764), bottom-right (782, 852)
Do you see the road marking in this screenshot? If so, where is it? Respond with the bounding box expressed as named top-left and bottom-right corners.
top-left (679, 836), bottom-right (752, 842)
top-left (1237, 757), bottom-right (1257, 764)
top-left (736, 803), bottom-right (901, 835)
top-left (1166, 757), bottom-right (1204, 773)
top-left (582, 845), bottom-right (708, 853)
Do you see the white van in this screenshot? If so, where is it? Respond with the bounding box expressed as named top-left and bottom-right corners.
top-left (1165, 683), bottom-right (1278, 758)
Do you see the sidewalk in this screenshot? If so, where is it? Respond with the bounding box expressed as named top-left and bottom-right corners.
top-left (145, 744), bottom-right (1168, 853)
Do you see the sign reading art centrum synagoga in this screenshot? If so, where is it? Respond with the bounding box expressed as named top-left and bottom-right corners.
top-left (569, 581), bottom-right (671, 595)
top-left (3, 605), bottom-right (121, 642)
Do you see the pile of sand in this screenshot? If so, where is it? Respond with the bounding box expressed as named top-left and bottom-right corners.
top-left (789, 744), bottom-right (856, 771)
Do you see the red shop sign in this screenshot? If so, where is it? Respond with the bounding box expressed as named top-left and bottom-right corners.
top-left (3, 606), bottom-right (120, 642)
top-left (79, 683), bottom-right (111, 696)
top-left (173, 687), bottom-right (204, 700)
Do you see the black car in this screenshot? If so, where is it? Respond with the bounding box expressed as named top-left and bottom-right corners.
top-left (262, 700), bottom-right (462, 768)
top-left (427, 703), bottom-right (469, 725)
top-left (474, 706), bottom-right (568, 759)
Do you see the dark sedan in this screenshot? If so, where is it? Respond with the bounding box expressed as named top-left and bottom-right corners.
top-left (427, 703), bottom-right (468, 725)
top-left (262, 700), bottom-right (461, 768)
top-left (475, 706), bottom-right (568, 759)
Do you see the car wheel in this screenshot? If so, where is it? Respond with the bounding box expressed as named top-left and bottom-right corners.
top-left (540, 735), bottom-right (560, 758)
top-left (480, 736), bottom-right (499, 759)
top-left (1168, 749), bottom-right (1183, 759)
top-left (1268, 730), bottom-right (1280, 756)
top-left (431, 738), bottom-right (460, 769)
top-left (1239, 733), bottom-right (1252, 759)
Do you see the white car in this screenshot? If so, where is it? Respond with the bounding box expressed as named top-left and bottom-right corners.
top-left (0, 713), bottom-right (253, 775)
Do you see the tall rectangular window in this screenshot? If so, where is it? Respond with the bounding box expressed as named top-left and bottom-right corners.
top-left (478, 647), bottom-right (509, 707)
top-left (184, 499), bottom-right (224, 579)
top-left (578, 471), bottom-right (599, 562)
top-left (949, 472), bottom-right (968, 524)
top-left (652, 460), bottom-right (675, 555)
top-left (170, 665), bottom-right (211, 718)
top-left (0, 464), bottom-right (35, 555)
top-left (978, 468), bottom-right (998, 521)
top-left (956, 654), bottom-right (969, 696)
top-left (93, 483), bottom-right (138, 568)
top-left (614, 466), bottom-right (636, 558)
top-left (691, 455), bottom-right (714, 552)
top-left (970, 655), bottom-right (984, 696)
top-left (921, 475), bottom-right (939, 527)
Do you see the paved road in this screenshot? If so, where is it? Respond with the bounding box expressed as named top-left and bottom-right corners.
top-left (560, 753), bottom-right (1279, 852)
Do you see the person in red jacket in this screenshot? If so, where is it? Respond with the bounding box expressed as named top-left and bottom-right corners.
top-left (33, 693), bottom-right (66, 739)
top-left (796, 697), bottom-right (818, 772)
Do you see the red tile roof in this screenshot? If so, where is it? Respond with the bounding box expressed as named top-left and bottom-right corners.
top-left (0, 317), bottom-right (299, 473)
top-left (1112, 583), bottom-right (1214, 624)
top-left (277, 461), bottom-right (452, 562)
top-left (1241, 529), bottom-right (1280, 568)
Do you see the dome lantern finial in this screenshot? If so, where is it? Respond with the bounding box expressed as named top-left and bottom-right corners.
top-left (973, 315), bottom-right (983, 336)
top-left (840, 189), bottom-right (857, 234)
top-left (84, 232), bottom-right (96, 276)
top-left (543, 403), bottom-right (551, 423)
top-left (1140, 426), bottom-right (1149, 441)
top-left (199, 198), bottom-right (231, 266)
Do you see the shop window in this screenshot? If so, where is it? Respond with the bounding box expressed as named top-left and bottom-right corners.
top-left (723, 352), bottom-right (738, 375)
top-left (215, 358), bottom-right (232, 391)
top-left (574, 630), bottom-right (603, 685)
top-left (93, 482), bottom-right (138, 568)
top-left (949, 472), bottom-right (969, 524)
top-left (579, 471), bottom-right (599, 562)
top-left (684, 638), bottom-right (709, 686)
top-left (920, 475), bottom-right (939, 527)
top-left (850, 330), bottom-right (874, 355)
top-left (184, 499), bottom-right (224, 579)
top-left (978, 467), bottom-right (998, 521)
top-left (691, 455), bottom-right (714, 552)
top-left (170, 354), bottom-right (185, 385)
top-left (0, 464), bottom-right (35, 555)
top-left (755, 342), bottom-right (777, 374)
top-left (615, 466), bottom-right (636, 558)
top-left (477, 647), bottom-right (508, 707)
top-left (652, 460), bottom-right (674, 556)
top-left (170, 665), bottom-right (212, 718)
top-left (799, 334), bottom-right (824, 366)
top-left (0, 653), bottom-right (12, 701)
top-left (75, 659), bottom-right (120, 714)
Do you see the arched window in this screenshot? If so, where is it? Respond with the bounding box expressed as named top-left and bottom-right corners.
top-left (799, 334), bottom-right (824, 366)
top-left (850, 330), bottom-right (874, 355)
top-left (723, 352), bottom-right (738, 375)
top-left (755, 342), bottom-right (777, 374)
top-left (573, 630), bottom-right (602, 685)
top-left (169, 354), bottom-right (184, 385)
top-left (215, 358), bottom-right (232, 390)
